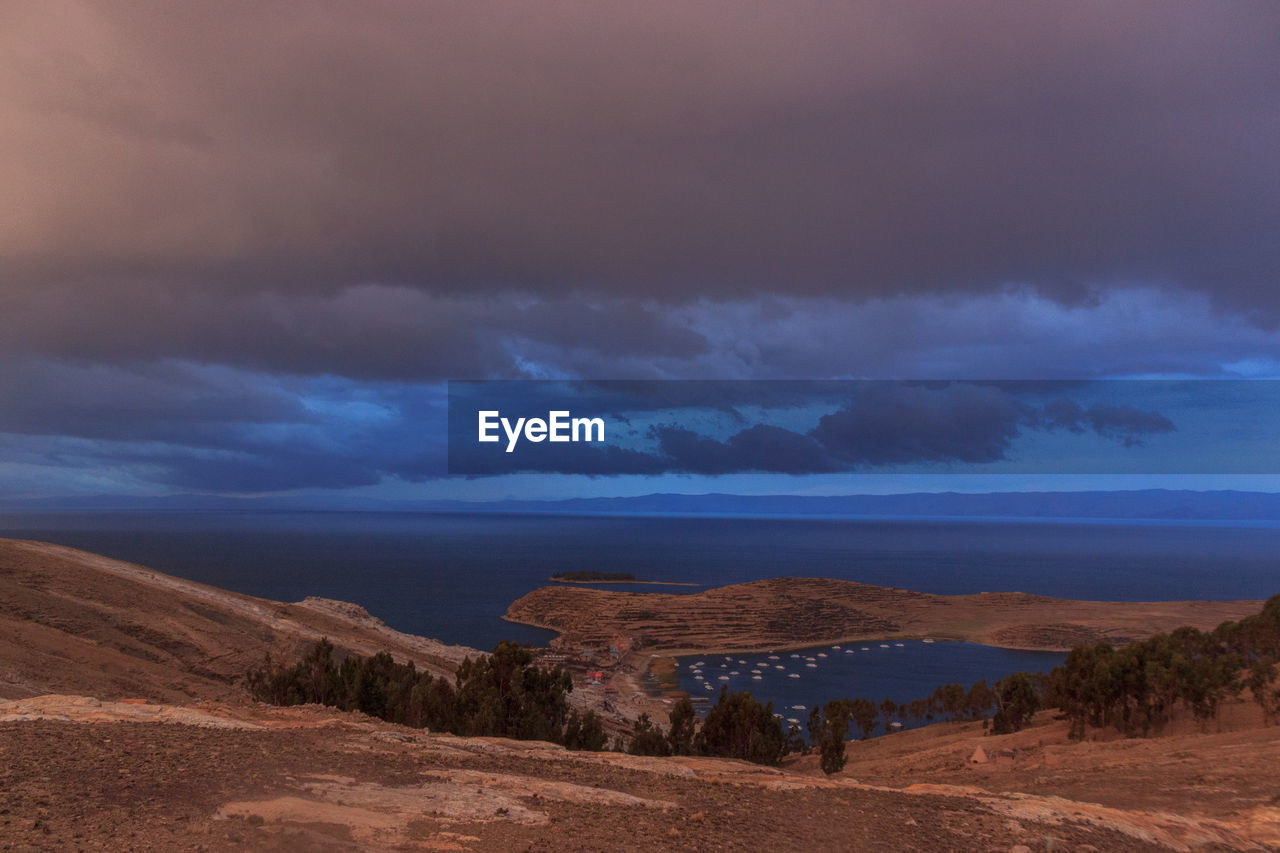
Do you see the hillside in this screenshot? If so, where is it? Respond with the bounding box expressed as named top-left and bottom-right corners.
top-left (505, 577), bottom-right (1263, 654)
top-left (0, 538), bottom-right (476, 703)
top-left (2, 538), bottom-right (1277, 850)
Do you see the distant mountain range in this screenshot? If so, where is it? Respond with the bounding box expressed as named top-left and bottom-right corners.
top-left (4, 489), bottom-right (1280, 520)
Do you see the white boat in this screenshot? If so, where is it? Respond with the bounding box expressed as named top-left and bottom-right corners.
top-left (805, 657), bottom-right (816, 662)
top-left (751, 670), bottom-right (762, 674)
top-left (786, 717), bottom-right (800, 724)
top-left (718, 675), bottom-right (730, 681)
top-left (879, 644), bottom-right (889, 649)
top-left (791, 705), bottom-right (805, 710)
top-left (844, 649), bottom-right (854, 654)
top-left (752, 675), bottom-right (762, 680)
top-left (922, 638), bottom-right (935, 644)
top-left (694, 675), bottom-right (703, 680)
top-left (788, 673), bottom-right (800, 679)
top-left (861, 647), bottom-right (870, 651)
top-left (894, 643), bottom-right (904, 647)
top-left (831, 645), bottom-right (841, 650)
top-left (730, 671), bottom-right (739, 676)
top-left (768, 655), bottom-right (780, 660)
top-left (817, 653), bottom-right (827, 658)
top-left (806, 663), bottom-right (817, 668)
top-left (790, 653), bottom-right (800, 659)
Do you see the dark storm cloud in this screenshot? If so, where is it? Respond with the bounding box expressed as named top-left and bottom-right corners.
top-left (3, 1), bottom-right (1278, 329)
top-left (1039, 399), bottom-right (1176, 447)
top-left (810, 384), bottom-right (1031, 466)
top-left (448, 381), bottom-right (1187, 476)
top-left (0, 284), bottom-right (707, 381)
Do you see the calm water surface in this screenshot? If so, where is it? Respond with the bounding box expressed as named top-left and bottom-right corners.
top-left (3, 511), bottom-right (1275, 709)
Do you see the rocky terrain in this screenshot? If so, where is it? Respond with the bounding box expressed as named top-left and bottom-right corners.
top-left (2, 538), bottom-right (1277, 850)
top-left (505, 577), bottom-right (1263, 653)
top-left (4, 693), bottom-right (1260, 852)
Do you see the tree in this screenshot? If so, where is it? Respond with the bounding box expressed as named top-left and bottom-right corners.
top-left (696, 688), bottom-right (786, 766)
top-left (453, 640), bottom-right (572, 742)
top-left (849, 698), bottom-right (878, 740)
top-left (564, 709), bottom-right (607, 751)
top-left (809, 699), bottom-right (854, 775)
top-left (990, 672), bottom-right (1038, 734)
top-left (667, 697), bottom-right (697, 755)
top-left (1246, 658), bottom-right (1280, 725)
top-left (965, 680), bottom-right (995, 721)
top-left (628, 713), bottom-right (672, 756)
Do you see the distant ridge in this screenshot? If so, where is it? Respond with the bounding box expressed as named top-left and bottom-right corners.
top-left (4, 489), bottom-right (1280, 520)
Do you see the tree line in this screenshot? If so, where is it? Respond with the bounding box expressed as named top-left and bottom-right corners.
top-left (246, 638), bottom-right (609, 751)
top-left (248, 593), bottom-right (1280, 775)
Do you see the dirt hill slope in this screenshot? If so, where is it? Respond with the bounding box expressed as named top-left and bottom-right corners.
top-left (0, 695), bottom-right (1220, 852)
top-left (0, 538), bottom-right (477, 703)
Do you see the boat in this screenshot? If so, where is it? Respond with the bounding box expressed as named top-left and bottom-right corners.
top-left (752, 675), bottom-right (762, 680)
top-left (806, 663), bottom-right (817, 668)
top-left (718, 675), bottom-right (730, 681)
top-left (788, 673), bottom-right (800, 679)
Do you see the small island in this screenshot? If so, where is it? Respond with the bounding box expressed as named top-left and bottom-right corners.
top-left (549, 570), bottom-right (698, 587)
top-left (552, 570), bottom-right (636, 582)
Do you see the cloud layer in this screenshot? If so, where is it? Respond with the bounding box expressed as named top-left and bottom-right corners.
top-left (4, 2), bottom-right (1278, 311)
top-left (2, 3), bottom-right (1278, 496)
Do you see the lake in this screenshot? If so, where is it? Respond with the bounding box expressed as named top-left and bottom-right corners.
top-left (3, 510), bottom-right (1275, 713)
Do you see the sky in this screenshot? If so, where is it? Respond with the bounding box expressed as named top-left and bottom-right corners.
top-left (2, 2), bottom-right (1279, 501)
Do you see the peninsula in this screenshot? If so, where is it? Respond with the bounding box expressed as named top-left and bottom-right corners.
top-left (505, 577), bottom-right (1263, 654)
